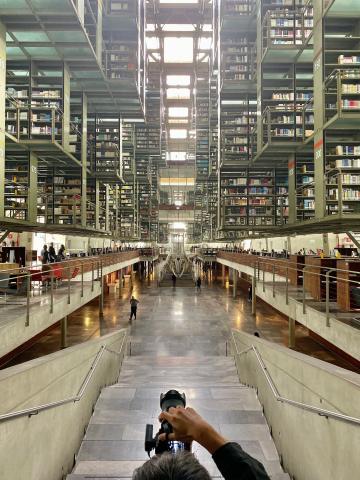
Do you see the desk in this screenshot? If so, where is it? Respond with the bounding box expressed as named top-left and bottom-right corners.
top-left (337, 259), bottom-right (360, 311)
top-left (288, 255), bottom-right (305, 286)
top-left (304, 257), bottom-right (337, 301)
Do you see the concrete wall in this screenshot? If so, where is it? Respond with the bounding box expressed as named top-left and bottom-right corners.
top-left (231, 330), bottom-right (360, 480)
top-left (0, 330), bottom-right (128, 480)
top-left (0, 255), bottom-right (139, 359)
top-left (0, 281), bottom-right (101, 360)
top-left (217, 257), bottom-right (360, 360)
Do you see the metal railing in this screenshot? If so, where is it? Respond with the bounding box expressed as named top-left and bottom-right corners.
top-left (262, 6), bottom-right (313, 54)
top-left (0, 332), bottom-right (128, 423)
top-left (325, 168), bottom-right (360, 217)
top-left (230, 331), bottom-right (360, 426)
top-left (0, 250), bottom-right (139, 326)
top-left (217, 250), bottom-right (360, 324)
top-left (324, 69), bottom-right (360, 124)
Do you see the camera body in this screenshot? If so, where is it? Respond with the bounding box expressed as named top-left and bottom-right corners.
top-left (145, 389), bottom-right (190, 456)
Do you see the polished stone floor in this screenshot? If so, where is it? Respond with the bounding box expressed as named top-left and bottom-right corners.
top-left (68, 284), bottom-right (290, 479)
top-left (5, 274), bottom-right (359, 372)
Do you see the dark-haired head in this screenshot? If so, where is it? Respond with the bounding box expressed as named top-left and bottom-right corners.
top-left (132, 452), bottom-right (212, 480)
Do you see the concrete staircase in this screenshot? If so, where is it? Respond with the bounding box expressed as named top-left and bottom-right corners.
top-left (68, 355), bottom-right (289, 479)
top-left (159, 273), bottom-right (195, 287)
top-left (68, 285), bottom-right (289, 479)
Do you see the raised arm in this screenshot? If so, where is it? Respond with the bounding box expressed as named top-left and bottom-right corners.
top-left (159, 407), bottom-right (270, 480)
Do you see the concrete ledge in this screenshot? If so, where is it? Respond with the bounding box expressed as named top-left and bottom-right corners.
top-left (0, 282), bottom-right (101, 359)
top-left (0, 330), bottom-right (128, 480)
top-left (0, 256), bottom-right (139, 360)
top-left (231, 330), bottom-right (360, 480)
top-left (217, 257), bottom-right (360, 361)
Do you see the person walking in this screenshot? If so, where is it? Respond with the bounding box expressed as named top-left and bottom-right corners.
top-left (172, 273), bottom-right (177, 287)
top-left (129, 296), bottom-right (139, 322)
top-left (196, 276), bottom-right (201, 292)
top-left (248, 284), bottom-right (252, 302)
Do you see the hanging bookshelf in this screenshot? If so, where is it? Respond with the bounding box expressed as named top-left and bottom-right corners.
top-left (296, 153), bottom-right (315, 221)
top-left (5, 154), bottom-right (29, 221)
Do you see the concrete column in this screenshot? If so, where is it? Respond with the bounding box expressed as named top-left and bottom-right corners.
top-left (287, 236), bottom-right (292, 255)
top-left (288, 317), bottom-right (296, 348)
top-left (96, 0), bottom-right (103, 65)
top-left (251, 275), bottom-right (256, 315)
top-left (313, 1), bottom-right (326, 218)
top-left (0, 21), bottom-right (6, 217)
top-left (95, 180), bottom-right (100, 230)
top-left (130, 265), bottom-right (134, 287)
top-left (60, 316), bottom-right (68, 349)
top-left (99, 275), bottom-right (104, 319)
top-left (323, 233), bottom-right (330, 256)
top-left (222, 264), bottom-right (225, 286)
top-left (288, 153), bottom-right (296, 224)
top-left (233, 268), bottom-right (237, 299)
top-left (28, 151), bottom-right (38, 223)
top-left (105, 184), bottom-right (110, 231)
top-left (118, 269), bottom-right (123, 298)
top-left (63, 63), bottom-right (71, 149)
top-left (81, 93), bottom-right (87, 226)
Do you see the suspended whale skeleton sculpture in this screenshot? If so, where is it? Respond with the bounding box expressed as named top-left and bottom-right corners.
top-left (162, 253), bottom-right (192, 278)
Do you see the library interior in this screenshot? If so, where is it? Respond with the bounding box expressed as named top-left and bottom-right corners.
top-left (0, 1), bottom-right (359, 479)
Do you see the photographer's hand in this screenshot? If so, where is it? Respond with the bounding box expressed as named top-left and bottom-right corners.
top-left (158, 407), bottom-right (228, 454)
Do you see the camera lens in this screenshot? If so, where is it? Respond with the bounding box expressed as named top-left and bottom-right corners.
top-left (160, 390), bottom-right (186, 412)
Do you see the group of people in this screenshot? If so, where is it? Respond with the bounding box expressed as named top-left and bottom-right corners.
top-left (40, 243), bottom-right (66, 265)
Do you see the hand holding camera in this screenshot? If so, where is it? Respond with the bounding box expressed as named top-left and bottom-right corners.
top-left (159, 406), bottom-right (228, 455)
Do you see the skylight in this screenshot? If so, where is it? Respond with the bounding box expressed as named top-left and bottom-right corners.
top-left (167, 75), bottom-right (191, 86)
top-left (170, 129), bottom-right (188, 139)
top-left (166, 151), bottom-right (187, 161)
top-left (160, 0), bottom-right (198, 3)
top-left (168, 107), bottom-right (189, 118)
top-left (164, 37), bottom-right (193, 63)
top-left (166, 88), bottom-right (191, 99)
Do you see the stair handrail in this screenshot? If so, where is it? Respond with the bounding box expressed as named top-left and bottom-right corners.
top-left (0, 333), bottom-right (128, 423)
top-left (230, 331), bottom-right (360, 426)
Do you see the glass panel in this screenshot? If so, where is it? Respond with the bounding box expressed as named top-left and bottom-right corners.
top-left (164, 37), bottom-right (193, 63)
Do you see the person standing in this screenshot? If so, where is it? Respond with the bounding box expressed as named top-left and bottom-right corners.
top-left (57, 244), bottom-right (66, 261)
top-left (129, 295), bottom-right (139, 322)
top-left (172, 273), bottom-right (177, 287)
top-left (41, 245), bottom-right (49, 265)
top-left (196, 276), bottom-right (201, 292)
top-left (48, 242), bottom-right (56, 263)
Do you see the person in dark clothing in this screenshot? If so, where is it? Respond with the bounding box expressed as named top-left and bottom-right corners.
top-left (129, 296), bottom-right (139, 321)
top-left (57, 244), bottom-right (66, 261)
top-left (48, 242), bottom-right (56, 263)
top-left (248, 284), bottom-right (252, 302)
top-left (196, 276), bottom-right (201, 292)
top-left (132, 406), bottom-right (269, 480)
top-left (172, 273), bottom-right (177, 287)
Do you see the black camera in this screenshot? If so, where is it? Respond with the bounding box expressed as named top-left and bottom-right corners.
top-left (145, 389), bottom-right (190, 456)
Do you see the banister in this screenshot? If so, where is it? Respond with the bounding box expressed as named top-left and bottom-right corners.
top-left (231, 332), bottom-right (360, 427)
top-left (0, 333), bottom-right (127, 423)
